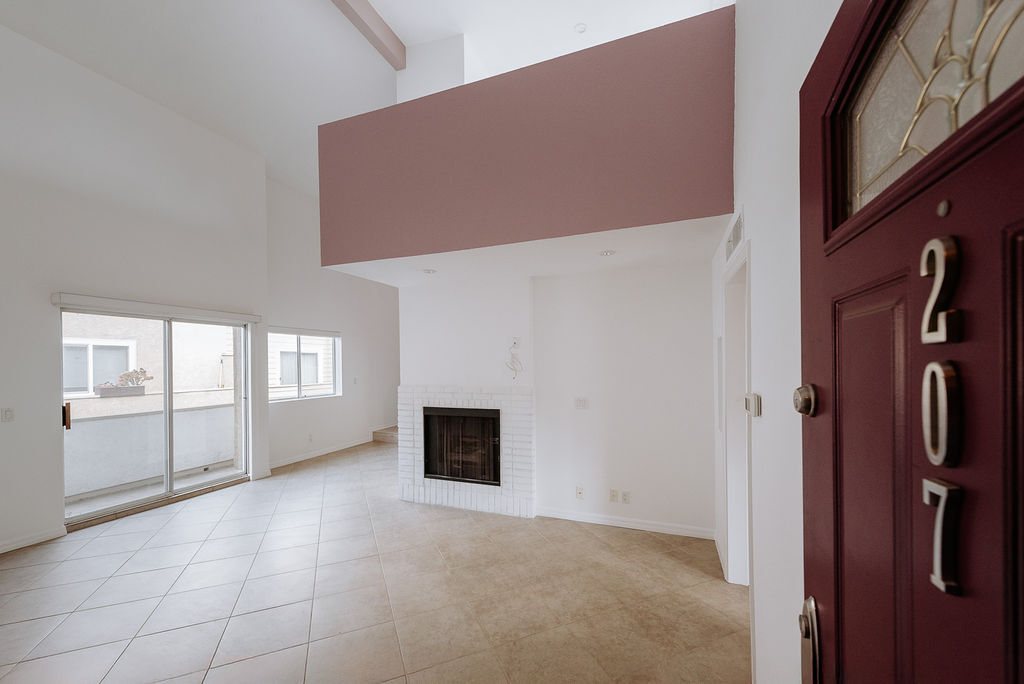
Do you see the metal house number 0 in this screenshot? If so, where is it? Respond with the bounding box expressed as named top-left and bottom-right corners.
top-left (919, 236), bottom-right (964, 595)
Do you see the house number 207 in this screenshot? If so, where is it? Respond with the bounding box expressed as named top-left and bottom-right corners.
top-left (920, 236), bottom-right (964, 595)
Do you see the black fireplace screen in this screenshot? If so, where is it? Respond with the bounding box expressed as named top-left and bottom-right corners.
top-left (423, 407), bottom-right (500, 486)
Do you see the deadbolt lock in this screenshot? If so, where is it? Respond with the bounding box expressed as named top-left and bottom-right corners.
top-left (793, 385), bottom-right (817, 416)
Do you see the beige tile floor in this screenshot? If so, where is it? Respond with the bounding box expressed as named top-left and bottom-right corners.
top-left (0, 441), bottom-right (751, 683)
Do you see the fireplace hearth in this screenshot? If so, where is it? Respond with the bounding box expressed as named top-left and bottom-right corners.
top-left (398, 385), bottom-right (533, 517)
top-left (423, 407), bottom-right (500, 486)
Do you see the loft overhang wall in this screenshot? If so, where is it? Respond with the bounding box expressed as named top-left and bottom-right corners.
top-left (318, 6), bottom-right (735, 267)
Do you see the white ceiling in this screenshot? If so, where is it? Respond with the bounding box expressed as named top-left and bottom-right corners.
top-left (0, 0), bottom-right (397, 196)
top-left (0, 1), bottom-right (734, 198)
top-left (371, 0), bottom-right (733, 80)
top-left (329, 215), bottom-right (732, 288)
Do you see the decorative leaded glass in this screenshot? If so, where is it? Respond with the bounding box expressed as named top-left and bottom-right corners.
top-left (848, 0), bottom-right (1024, 214)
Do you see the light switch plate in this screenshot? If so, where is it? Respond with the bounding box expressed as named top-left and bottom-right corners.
top-left (0, 408), bottom-right (13, 423)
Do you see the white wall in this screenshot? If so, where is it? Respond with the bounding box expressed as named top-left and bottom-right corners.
top-left (0, 27), bottom-right (402, 554)
top-left (266, 179), bottom-right (399, 468)
top-left (533, 264), bottom-right (715, 536)
top-left (733, 0), bottom-right (842, 679)
top-left (399, 277), bottom-right (533, 388)
top-left (0, 25), bottom-right (268, 552)
top-left (397, 35), bottom-right (466, 103)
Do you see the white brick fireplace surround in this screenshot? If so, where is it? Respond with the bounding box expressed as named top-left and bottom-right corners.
top-left (397, 385), bottom-right (535, 517)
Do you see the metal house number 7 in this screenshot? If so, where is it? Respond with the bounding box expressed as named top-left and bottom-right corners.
top-left (919, 236), bottom-right (964, 595)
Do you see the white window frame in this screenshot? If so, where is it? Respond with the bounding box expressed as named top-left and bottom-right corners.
top-left (62, 337), bottom-right (138, 397)
top-left (54, 292), bottom-right (258, 524)
top-left (268, 328), bottom-right (342, 402)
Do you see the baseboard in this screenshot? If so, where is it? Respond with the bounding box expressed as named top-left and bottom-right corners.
top-left (533, 506), bottom-right (714, 539)
top-left (370, 422), bottom-right (397, 432)
top-left (270, 436), bottom-right (374, 470)
top-left (0, 525), bottom-right (68, 555)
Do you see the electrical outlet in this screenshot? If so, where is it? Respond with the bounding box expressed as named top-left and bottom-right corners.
top-left (621, 491), bottom-right (631, 504)
top-left (609, 489), bottom-right (618, 503)
top-left (307, 433), bottom-right (313, 443)
top-left (576, 486), bottom-right (584, 500)
top-left (0, 408), bottom-right (12, 423)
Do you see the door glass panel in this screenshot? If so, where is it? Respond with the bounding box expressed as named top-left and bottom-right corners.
top-left (300, 335), bottom-right (335, 398)
top-left (848, 0), bottom-right (1024, 214)
top-left (171, 321), bottom-right (247, 491)
top-left (62, 312), bottom-right (166, 519)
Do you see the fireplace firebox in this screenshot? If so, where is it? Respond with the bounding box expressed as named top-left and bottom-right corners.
top-left (423, 407), bottom-right (500, 486)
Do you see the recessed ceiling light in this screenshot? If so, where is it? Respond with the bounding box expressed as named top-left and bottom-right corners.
top-left (422, 268), bottom-right (437, 274)
top-left (599, 250), bottom-right (615, 257)
top-left (575, 23), bottom-right (587, 34)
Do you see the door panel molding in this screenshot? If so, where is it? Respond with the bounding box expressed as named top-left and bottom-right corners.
top-left (832, 277), bottom-right (911, 681)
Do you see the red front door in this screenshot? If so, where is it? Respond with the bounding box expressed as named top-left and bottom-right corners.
top-left (799, 1), bottom-right (1024, 681)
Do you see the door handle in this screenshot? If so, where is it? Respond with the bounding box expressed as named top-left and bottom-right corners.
top-left (799, 596), bottom-right (822, 683)
top-left (62, 402), bottom-right (71, 430)
top-left (793, 384), bottom-right (818, 416)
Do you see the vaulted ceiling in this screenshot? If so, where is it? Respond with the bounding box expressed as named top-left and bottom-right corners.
top-left (0, 1), bottom-right (731, 198)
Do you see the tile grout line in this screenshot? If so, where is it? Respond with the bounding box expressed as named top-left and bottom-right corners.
top-left (2, 443), bottom-right (749, 682)
top-left (6, 503), bottom-right (210, 675)
top-left (300, 459), bottom-right (327, 684)
top-left (367, 454), bottom-right (408, 680)
top-left (92, 486), bottom-right (248, 682)
top-left (200, 480), bottom-right (284, 679)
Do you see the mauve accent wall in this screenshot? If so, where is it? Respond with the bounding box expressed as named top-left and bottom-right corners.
top-left (318, 6), bottom-right (735, 266)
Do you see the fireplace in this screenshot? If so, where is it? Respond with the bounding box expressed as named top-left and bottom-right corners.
top-left (423, 407), bottom-right (500, 486)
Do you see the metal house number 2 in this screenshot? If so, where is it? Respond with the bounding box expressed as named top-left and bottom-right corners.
top-left (919, 236), bottom-right (964, 595)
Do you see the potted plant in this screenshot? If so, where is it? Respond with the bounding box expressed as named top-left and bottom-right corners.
top-left (95, 368), bottom-right (153, 397)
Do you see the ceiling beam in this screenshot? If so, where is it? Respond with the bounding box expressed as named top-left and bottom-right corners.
top-left (331, 0), bottom-right (406, 70)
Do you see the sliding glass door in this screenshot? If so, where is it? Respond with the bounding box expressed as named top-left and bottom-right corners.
top-left (171, 322), bottom-right (246, 491)
top-left (62, 312), bottom-right (168, 519)
top-left (61, 311), bottom-right (248, 522)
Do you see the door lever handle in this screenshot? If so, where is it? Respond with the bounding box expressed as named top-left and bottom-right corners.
top-left (62, 402), bottom-right (71, 430)
top-left (799, 596), bottom-right (822, 683)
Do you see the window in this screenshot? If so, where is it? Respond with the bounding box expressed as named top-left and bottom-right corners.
top-left (280, 351), bottom-right (318, 386)
top-left (61, 339), bottom-right (134, 394)
top-left (846, 0), bottom-right (1024, 214)
top-left (268, 331), bottom-right (340, 400)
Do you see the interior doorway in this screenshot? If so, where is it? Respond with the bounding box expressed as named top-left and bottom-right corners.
top-left (721, 248), bottom-right (751, 586)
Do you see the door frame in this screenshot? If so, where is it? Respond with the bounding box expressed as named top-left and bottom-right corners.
top-left (721, 239), bottom-right (752, 586)
top-left (800, 1), bottom-right (1024, 679)
top-left (714, 216), bottom-right (753, 589)
top-left (55, 292), bottom-right (258, 526)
